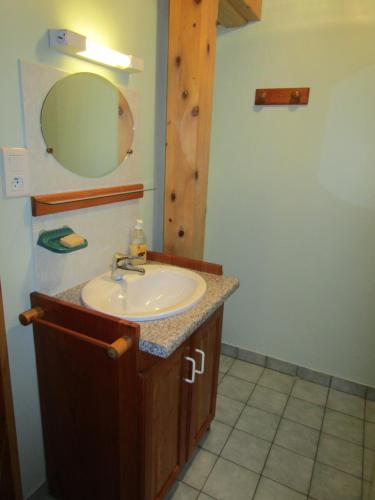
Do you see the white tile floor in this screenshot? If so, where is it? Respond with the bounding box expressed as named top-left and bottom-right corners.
top-left (167, 355), bottom-right (374, 500)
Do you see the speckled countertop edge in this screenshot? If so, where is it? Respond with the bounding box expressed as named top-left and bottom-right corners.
top-left (56, 265), bottom-right (239, 358)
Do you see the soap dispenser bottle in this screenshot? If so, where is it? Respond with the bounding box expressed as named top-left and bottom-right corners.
top-left (129, 219), bottom-right (147, 265)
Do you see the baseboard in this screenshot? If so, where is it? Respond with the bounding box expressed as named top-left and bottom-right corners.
top-left (221, 342), bottom-right (374, 400)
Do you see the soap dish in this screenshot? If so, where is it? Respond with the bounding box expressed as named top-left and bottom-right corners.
top-left (37, 226), bottom-right (88, 254)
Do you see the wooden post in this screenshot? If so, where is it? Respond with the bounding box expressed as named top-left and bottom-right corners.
top-left (164, 0), bottom-right (219, 259)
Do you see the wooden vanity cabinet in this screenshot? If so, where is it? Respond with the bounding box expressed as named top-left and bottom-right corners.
top-left (23, 253), bottom-right (225, 500)
top-left (140, 306), bottom-right (223, 500)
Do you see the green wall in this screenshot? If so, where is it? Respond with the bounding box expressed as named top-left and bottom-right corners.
top-left (0, 0), bottom-right (165, 496)
top-left (206, 0), bottom-right (375, 386)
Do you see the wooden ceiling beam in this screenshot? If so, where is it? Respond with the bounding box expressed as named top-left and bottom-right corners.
top-left (218, 0), bottom-right (262, 28)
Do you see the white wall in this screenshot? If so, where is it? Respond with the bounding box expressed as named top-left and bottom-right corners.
top-left (206, 0), bottom-right (375, 386)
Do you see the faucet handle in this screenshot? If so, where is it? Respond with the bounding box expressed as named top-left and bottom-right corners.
top-left (124, 255), bottom-right (140, 262)
top-left (113, 253), bottom-right (140, 262)
top-left (111, 251), bottom-right (145, 278)
top-left (111, 252), bottom-right (125, 272)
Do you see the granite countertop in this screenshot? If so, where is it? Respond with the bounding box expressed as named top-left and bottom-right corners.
top-left (56, 265), bottom-right (239, 358)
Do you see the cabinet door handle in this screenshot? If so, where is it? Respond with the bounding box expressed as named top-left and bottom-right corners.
top-left (195, 349), bottom-right (205, 375)
top-left (184, 356), bottom-right (196, 384)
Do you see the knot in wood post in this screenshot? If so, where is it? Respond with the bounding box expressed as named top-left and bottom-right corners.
top-left (191, 106), bottom-right (200, 117)
top-left (163, 0), bottom-right (217, 258)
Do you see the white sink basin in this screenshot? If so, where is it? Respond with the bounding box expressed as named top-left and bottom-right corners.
top-left (81, 264), bottom-right (207, 322)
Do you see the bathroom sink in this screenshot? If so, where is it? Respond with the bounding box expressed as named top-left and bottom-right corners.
top-left (81, 264), bottom-right (207, 322)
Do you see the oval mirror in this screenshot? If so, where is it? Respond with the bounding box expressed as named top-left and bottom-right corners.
top-left (40, 72), bottom-right (134, 178)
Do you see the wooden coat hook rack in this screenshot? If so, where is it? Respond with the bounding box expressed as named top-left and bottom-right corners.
top-left (255, 87), bottom-right (310, 106)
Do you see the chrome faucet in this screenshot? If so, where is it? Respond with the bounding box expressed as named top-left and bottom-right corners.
top-left (111, 252), bottom-right (145, 280)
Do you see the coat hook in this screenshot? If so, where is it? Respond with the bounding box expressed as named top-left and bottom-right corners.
top-left (291, 90), bottom-right (301, 102)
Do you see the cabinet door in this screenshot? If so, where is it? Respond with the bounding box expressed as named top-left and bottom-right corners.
top-left (141, 342), bottom-right (191, 500)
top-left (187, 306), bottom-right (223, 456)
top-left (28, 292), bottom-right (140, 500)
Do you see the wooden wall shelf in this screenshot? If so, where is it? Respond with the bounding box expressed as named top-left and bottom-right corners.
top-left (31, 184), bottom-right (145, 217)
top-left (255, 87), bottom-right (310, 106)
top-left (218, 0), bottom-right (262, 27)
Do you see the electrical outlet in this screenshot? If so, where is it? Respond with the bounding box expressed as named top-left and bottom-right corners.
top-left (1, 147), bottom-right (30, 197)
top-left (11, 175), bottom-right (25, 190)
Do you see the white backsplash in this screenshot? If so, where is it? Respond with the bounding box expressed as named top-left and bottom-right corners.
top-left (20, 60), bottom-right (142, 295)
top-left (32, 201), bottom-right (139, 295)
top-left (20, 60), bottom-right (140, 194)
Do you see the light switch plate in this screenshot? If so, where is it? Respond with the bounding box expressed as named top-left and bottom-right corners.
top-left (1, 147), bottom-right (30, 197)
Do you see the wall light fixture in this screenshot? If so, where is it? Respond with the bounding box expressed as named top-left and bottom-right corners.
top-left (48, 29), bottom-right (144, 73)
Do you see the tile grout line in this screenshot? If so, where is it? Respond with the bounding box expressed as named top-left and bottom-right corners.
top-left (305, 377), bottom-right (368, 496)
top-left (306, 382), bottom-right (330, 498)
top-left (196, 366), bottom-right (264, 499)
top-left (362, 398), bottom-right (367, 499)
top-left (223, 363), bottom-right (363, 486)
top-left (197, 428), bottom-right (325, 480)
top-left (220, 369), bottom-right (367, 427)
top-left (250, 375), bottom-right (299, 499)
top-left (231, 359), bottom-right (372, 492)
top-left (207, 412), bottom-right (367, 482)
top-left (222, 348), bottom-right (375, 400)
top-left (180, 357), bottom-right (238, 499)
top-left (219, 375), bottom-right (365, 448)
top-left (199, 360), bottom-right (369, 499)
top-left (218, 400), bottom-right (329, 463)
top-left (311, 459), bottom-right (365, 483)
top-left (222, 352), bottom-right (371, 400)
